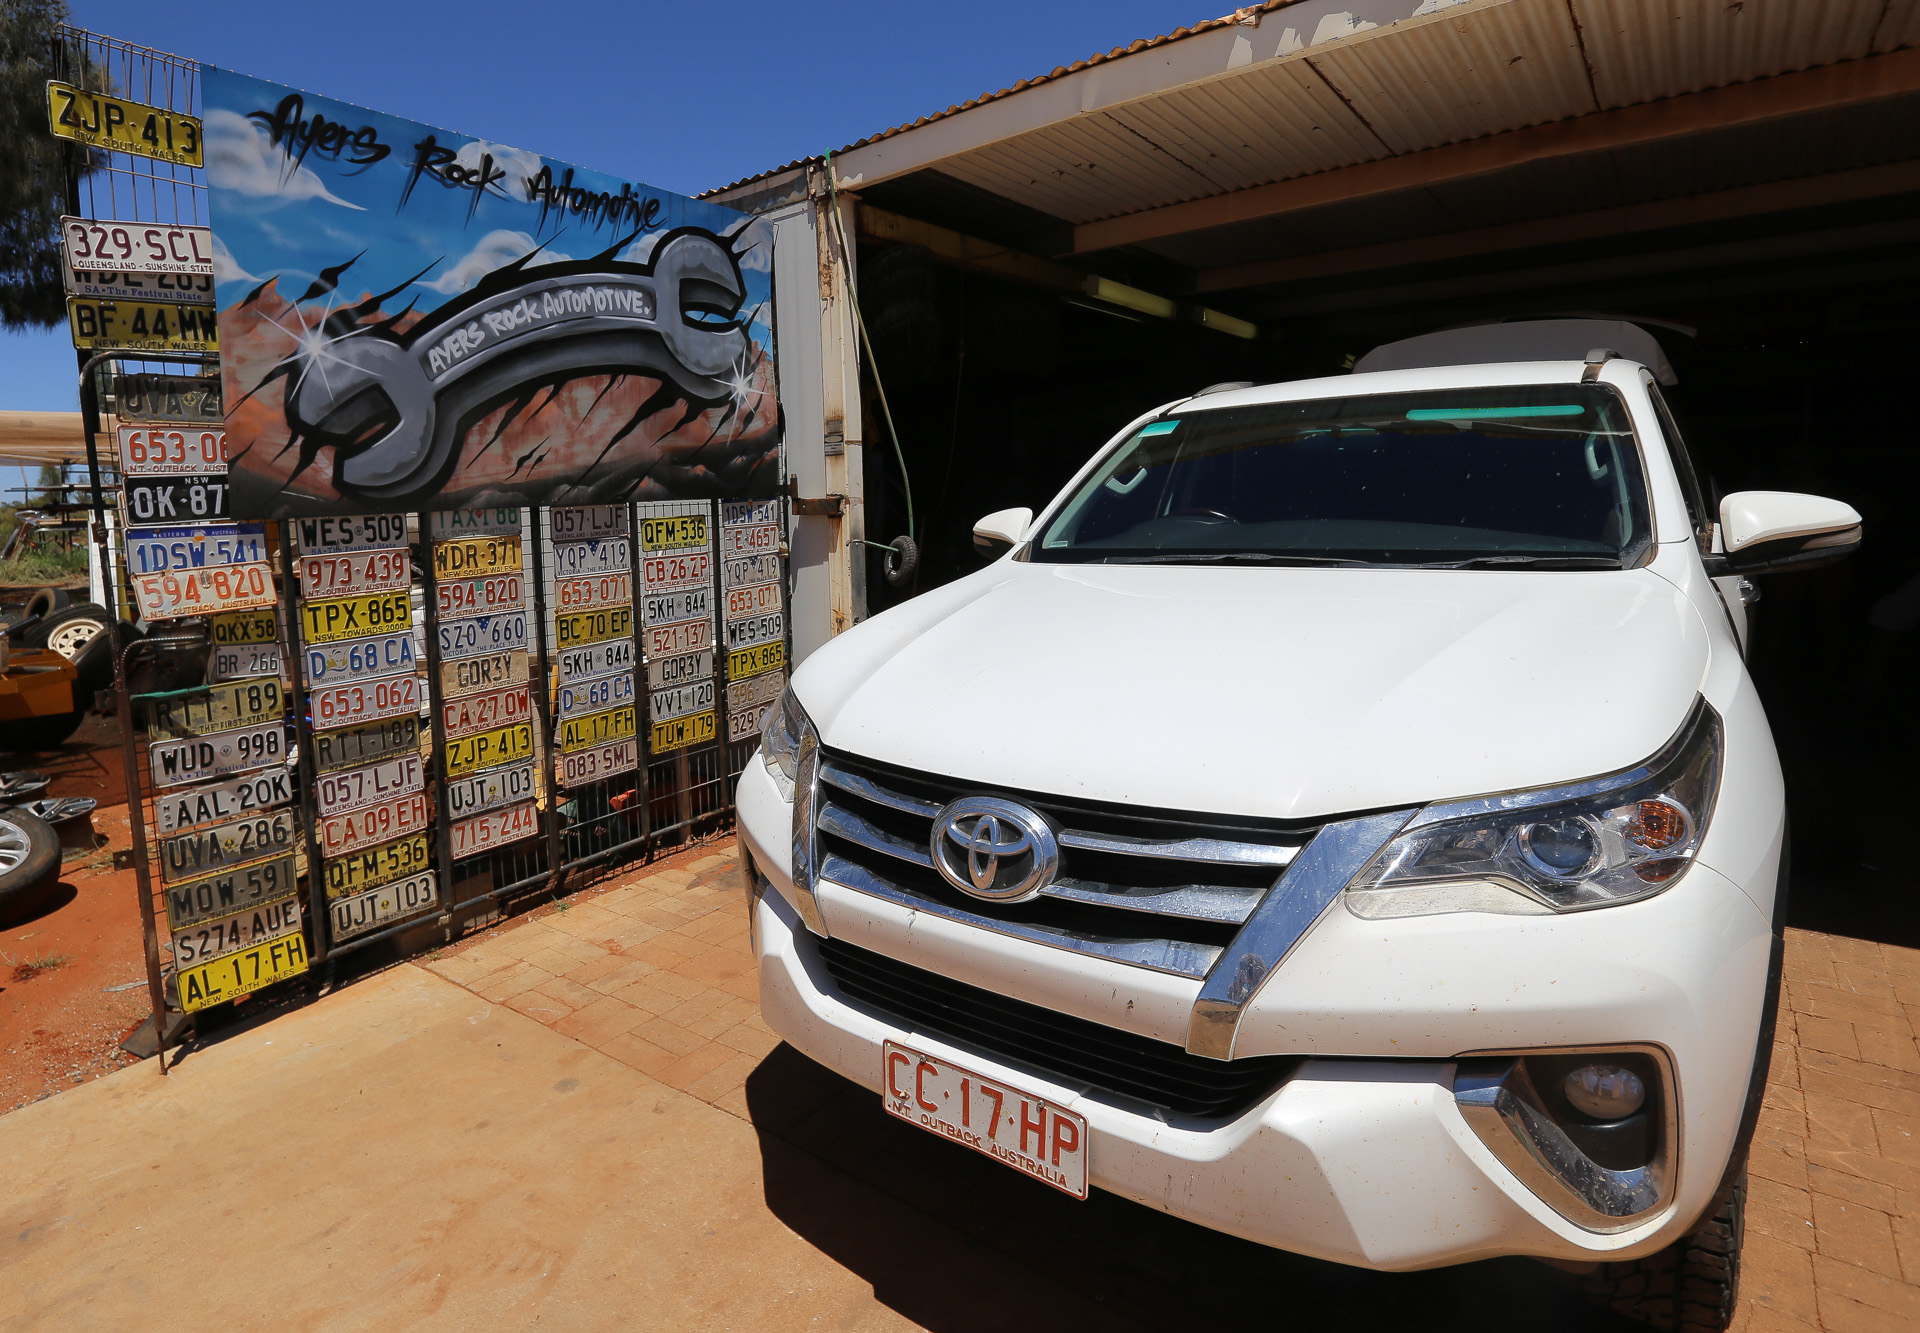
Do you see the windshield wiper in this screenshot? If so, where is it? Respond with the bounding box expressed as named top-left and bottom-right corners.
top-left (1422, 554), bottom-right (1622, 570)
top-left (1098, 552), bottom-right (1371, 567)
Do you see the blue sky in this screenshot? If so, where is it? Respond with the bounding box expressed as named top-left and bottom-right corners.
top-left (2, 0), bottom-right (1204, 417)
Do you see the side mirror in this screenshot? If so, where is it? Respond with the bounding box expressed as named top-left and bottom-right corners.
top-left (972, 507), bottom-right (1033, 562)
top-left (1704, 491), bottom-right (1861, 576)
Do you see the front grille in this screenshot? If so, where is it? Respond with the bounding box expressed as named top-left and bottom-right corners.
top-left (816, 934), bottom-right (1296, 1120)
top-left (813, 749), bottom-right (1317, 978)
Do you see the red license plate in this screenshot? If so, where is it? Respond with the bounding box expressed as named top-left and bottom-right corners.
top-left (882, 1041), bottom-right (1088, 1199)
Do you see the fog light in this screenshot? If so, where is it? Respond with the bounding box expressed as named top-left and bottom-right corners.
top-left (1563, 1064), bottom-right (1646, 1120)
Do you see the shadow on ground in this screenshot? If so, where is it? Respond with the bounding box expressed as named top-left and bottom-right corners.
top-left (744, 1045), bottom-right (1640, 1333)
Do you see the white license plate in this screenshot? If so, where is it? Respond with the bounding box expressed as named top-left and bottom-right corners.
top-left (209, 640), bottom-right (283, 683)
top-left (728, 668), bottom-right (785, 713)
top-left (723, 552), bottom-right (780, 588)
top-left (437, 572), bottom-right (522, 619)
top-left (331, 871), bottom-right (438, 941)
top-left (304, 630), bottom-right (418, 686)
top-left (440, 649), bottom-right (528, 698)
top-left (724, 582), bottom-right (782, 620)
top-left (429, 507), bottom-right (522, 540)
top-left (122, 475), bottom-right (229, 523)
top-left (722, 499), bottom-right (780, 527)
top-left (446, 760), bottom-right (538, 818)
top-left (649, 679), bottom-right (715, 722)
top-left (312, 752), bottom-right (425, 818)
top-left (310, 672), bottom-right (421, 729)
top-left (724, 612), bottom-right (784, 650)
top-left (646, 648), bottom-right (712, 691)
top-left (557, 671), bottom-right (634, 721)
top-left (451, 800), bottom-right (538, 858)
top-left (159, 808), bottom-right (300, 883)
top-left (117, 425), bottom-right (227, 475)
top-left (437, 610), bottom-right (527, 659)
top-left (719, 523), bottom-right (779, 557)
top-left (552, 537), bottom-right (630, 575)
top-left (558, 738), bottom-right (637, 788)
top-left (154, 766), bottom-right (293, 834)
top-left (643, 587), bottom-right (709, 628)
top-left (728, 700), bottom-right (774, 742)
top-left (171, 897), bottom-right (302, 968)
top-left (299, 547), bottom-right (412, 598)
top-left (164, 854), bottom-right (297, 931)
top-left (556, 571), bottom-right (631, 611)
top-left (296, 514), bottom-right (410, 553)
top-left (441, 683), bottom-right (531, 738)
top-left (148, 720), bottom-right (285, 788)
top-left (644, 619), bottom-right (712, 658)
top-left (882, 1041), bottom-right (1088, 1199)
top-left (641, 550), bottom-right (710, 588)
top-left (557, 638), bottom-right (633, 685)
top-left (130, 562), bottom-right (276, 621)
top-left (125, 523), bottom-right (264, 575)
top-left (319, 790), bottom-right (431, 858)
top-left (64, 218), bottom-right (214, 274)
top-left (312, 715), bottom-right (418, 774)
top-left (551, 505), bottom-right (628, 540)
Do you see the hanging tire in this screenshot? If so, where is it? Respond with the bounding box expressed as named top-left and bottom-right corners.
top-left (1582, 1172), bottom-right (1745, 1331)
top-left (0, 808), bottom-right (64, 925)
top-left (28, 604), bottom-right (113, 661)
top-left (881, 535), bottom-right (919, 587)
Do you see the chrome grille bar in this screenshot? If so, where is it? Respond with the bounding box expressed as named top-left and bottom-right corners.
top-left (820, 761), bottom-right (941, 818)
top-left (1058, 830), bottom-right (1298, 868)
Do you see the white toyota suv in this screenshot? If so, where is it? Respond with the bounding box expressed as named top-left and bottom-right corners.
top-left (736, 335), bottom-right (1861, 1330)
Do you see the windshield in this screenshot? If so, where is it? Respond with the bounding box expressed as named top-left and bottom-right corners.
top-left (1032, 384), bottom-right (1649, 568)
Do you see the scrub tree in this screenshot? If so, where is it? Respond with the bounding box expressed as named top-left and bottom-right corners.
top-left (0, 0), bottom-right (78, 330)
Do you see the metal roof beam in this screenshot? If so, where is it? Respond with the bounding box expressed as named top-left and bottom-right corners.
top-left (1075, 47), bottom-right (1920, 255)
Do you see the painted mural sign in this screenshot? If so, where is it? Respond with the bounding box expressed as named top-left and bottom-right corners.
top-left (202, 69), bottom-right (779, 519)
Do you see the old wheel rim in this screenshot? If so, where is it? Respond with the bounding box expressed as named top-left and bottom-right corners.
top-left (0, 818), bottom-right (32, 874)
top-left (45, 619), bottom-right (103, 659)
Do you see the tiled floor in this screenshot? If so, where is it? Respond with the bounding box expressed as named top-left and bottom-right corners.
top-left (423, 840), bottom-right (1920, 1333)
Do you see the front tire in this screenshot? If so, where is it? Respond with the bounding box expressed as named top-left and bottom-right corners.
top-left (1582, 1172), bottom-right (1745, 1331)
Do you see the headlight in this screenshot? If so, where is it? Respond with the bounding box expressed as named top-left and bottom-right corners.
top-left (758, 685), bottom-right (812, 801)
top-left (1347, 698), bottom-right (1721, 918)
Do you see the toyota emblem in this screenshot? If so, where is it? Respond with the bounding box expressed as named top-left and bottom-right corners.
top-left (930, 797), bottom-right (1059, 903)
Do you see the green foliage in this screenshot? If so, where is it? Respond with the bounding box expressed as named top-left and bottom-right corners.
top-left (1, 1), bottom-right (79, 330)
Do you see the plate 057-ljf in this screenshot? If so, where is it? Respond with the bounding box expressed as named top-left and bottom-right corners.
top-left (322, 832), bottom-right (431, 901)
top-left (559, 739), bottom-right (638, 788)
top-left (312, 752), bottom-right (425, 819)
top-left (550, 505), bottom-right (627, 541)
top-left (178, 933), bottom-right (309, 1014)
top-left (450, 800), bottom-right (538, 858)
top-left (164, 854), bottom-right (298, 932)
top-left (319, 791), bottom-right (431, 859)
top-left (447, 760), bottom-right (538, 819)
top-left (159, 808), bottom-right (299, 884)
top-left (310, 673), bottom-right (421, 730)
top-left (171, 897), bottom-right (302, 969)
top-left (304, 630), bottom-right (418, 687)
top-left (331, 872), bottom-right (438, 942)
top-left (154, 766), bottom-right (293, 835)
top-left (148, 719), bottom-right (286, 788)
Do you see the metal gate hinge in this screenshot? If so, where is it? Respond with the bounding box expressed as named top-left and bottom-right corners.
top-left (787, 477), bottom-right (845, 517)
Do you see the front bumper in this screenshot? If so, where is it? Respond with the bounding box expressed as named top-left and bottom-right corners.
top-left (735, 752), bottom-right (1775, 1270)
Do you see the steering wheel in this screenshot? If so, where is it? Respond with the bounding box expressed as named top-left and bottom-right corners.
top-left (1171, 507), bottom-right (1238, 523)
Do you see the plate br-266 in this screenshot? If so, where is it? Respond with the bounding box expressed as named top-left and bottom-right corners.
top-left (331, 872), bottom-right (438, 942)
top-left (556, 571), bottom-right (630, 611)
top-left (320, 790), bottom-right (431, 858)
top-left (210, 639), bottom-right (283, 684)
top-left (299, 547), bottom-right (411, 598)
top-left (125, 523), bottom-right (265, 575)
top-left (450, 800), bottom-right (538, 858)
top-left (154, 766), bottom-right (293, 835)
top-left (313, 715), bottom-right (419, 774)
top-left (444, 721), bottom-right (534, 777)
top-left (432, 535), bottom-right (521, 578)
top-left (322, 831), bottom-right (431, 900)
top-left (881, 1040), bottom-right (1089, 1199)
top-left (447, 760), bottom-right (537, 818)
top-left (296, 514), bottom-right (408, 554)
top-left (438, 611), bottom-right (527, 660)
top-left (552, 536), bottom-right (629, 576)
top-left (178, 933), bottom-right (309, 1014)
top-left (550, 505), bottom-right (627, 541)
top-left (304, 630), bottom-right (417, 686)
top-left (131, 563), bottom-right (275, 621)
top-left (557, 638), bottom-right (632, 686)
top-left (561, 705), bottom-right (635, 753)
top-left (172, 898), bottom-right (302, 969)
top-left (149, 719), bottom-right (286, 787)
top-left (559, 738), bottom-right (638, 788)
top-left (441, 683), bottom-right (531, 738)
top-left (300, 589), bottom-right (411, 645)
top-left (647, 649), bottom-right (712, 691)
top-left (651, 710), bottom-right (716, 753)
top-left (311, 673), bottom-right (421, 729)
top-left (146, 678), bottom-right (284, 739)
top-left (557, 671), bottom-right (634, 721)
top-left (160, 808), bottom-right (299, 883)
top-left (313, 752), bottom-right (425, 819)
top-left (117, 425), bottom-right (225, 475)
top-left (440, 649), bottom-right (527, 699)
top-left (164, 854), bottom-right (298, 931)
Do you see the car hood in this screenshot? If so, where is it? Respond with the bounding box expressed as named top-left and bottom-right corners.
top-left (797, 562), bottom-right (1710, 822)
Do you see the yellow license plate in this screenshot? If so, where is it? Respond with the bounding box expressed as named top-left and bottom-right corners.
top-left (47, 80), bottom-right (203, 166)
top-left (561, 705), bottom-right (636, 753)
top-left (210, 608), bottom-right (279, 647)
top-left (178, 932), bottom-right (309, 1013)
top-left (650, 709), bottom-right (716, 754)
top-left (444, 721), bottom-right (535, 776)
top-left (322, 832), bottom-right (432, 900)
top-left (555, 604), bottom-right (632, 648)
top-left (68, 297), bottom-right (217, 352)
top-left (640, 514), bottom-right (708, 551)
top-left (433, 535), bottom-right (522, 578)
top-left (298, 589), bottom-right (412, 644)
top-left (728, 640), bottom-right (787, 680)
top-left (146, 678), bottom-right (286, 739)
